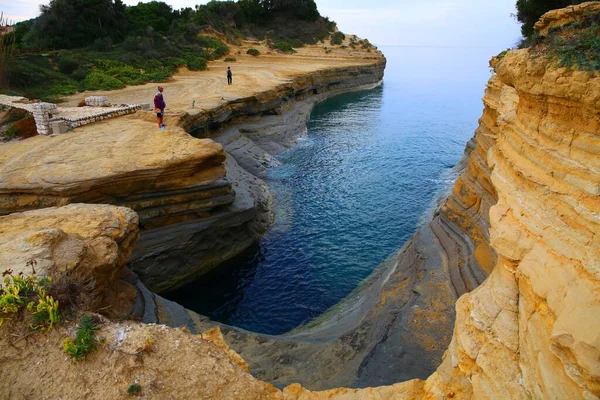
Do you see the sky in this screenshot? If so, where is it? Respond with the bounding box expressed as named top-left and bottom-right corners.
top-left (3, 0), bottom-right (521, 48)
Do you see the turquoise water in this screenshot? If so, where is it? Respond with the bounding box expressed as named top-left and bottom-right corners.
top-left (169, 46), bottom-right (499, 335)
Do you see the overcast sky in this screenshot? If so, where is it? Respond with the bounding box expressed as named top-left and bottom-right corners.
top-left (4, 0), bottom-right (521, 48)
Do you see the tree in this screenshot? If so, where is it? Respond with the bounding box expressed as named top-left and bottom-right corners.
top-left (126, 1), bottom-right (175, 35)
top-left (515, 0), bottom-right (594, 37)
top-left (30, 0), bottom-right (128, 49)
top-left (0, 13), bottom-right (17, 87)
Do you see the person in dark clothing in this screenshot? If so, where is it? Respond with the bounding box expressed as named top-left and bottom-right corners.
top-left (154, 86), bottom-right (166, 130)
top-left (227, 67), bottom-right (232, 85)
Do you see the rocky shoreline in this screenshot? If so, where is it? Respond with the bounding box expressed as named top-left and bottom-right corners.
top-left (2, 6), bottom-right (598, 396)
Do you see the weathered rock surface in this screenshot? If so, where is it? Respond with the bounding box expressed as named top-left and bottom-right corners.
top-left (4, 7), bottom-right (600, 398)
top-left (0, 54), bottom-right (385, 294)
top-left (0, 318), bottom-right (282, 399)
top-left (282, 5), bottom-right (600, 398)
top-left (0, 204), bottom-right (139, 316)
top-left (142, 224), bottom-right (457, 390)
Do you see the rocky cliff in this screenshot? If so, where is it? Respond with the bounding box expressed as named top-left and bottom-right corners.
top-left (0, 54), bottom-right (385, 294)
top-left (288, 4), bottom-right (600, 398)
top-left (2, 5), bottom-right (599, 398)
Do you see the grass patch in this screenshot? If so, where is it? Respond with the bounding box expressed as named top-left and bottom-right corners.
top-left (63, 314), bottom-right (99, 361)
top-left (532, 11), bottom-right (600, 71)
top-left (223, 56), bottom-right (237, 62)
top-left (127, 384), bottom-right (142, 396)
top-left (272, 41), bottom-right (296, 54)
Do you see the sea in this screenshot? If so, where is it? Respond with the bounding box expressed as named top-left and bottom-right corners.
top-left (167, 46), bottom-right (504, 335)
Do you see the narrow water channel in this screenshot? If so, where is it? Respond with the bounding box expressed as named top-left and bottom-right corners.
top-left (168, 46), bottom-right (499, 335)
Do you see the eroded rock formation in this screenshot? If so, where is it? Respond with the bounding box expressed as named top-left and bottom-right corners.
top-left (0, 57), bottom-right (385, 294)
top-left (286, 5), bottom-right (600, 398)
top-left (1, 5), bottom-right (599, 398)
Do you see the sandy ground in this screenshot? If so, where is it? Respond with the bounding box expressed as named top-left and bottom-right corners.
top-left (62, 39), bottom-right (383, 114)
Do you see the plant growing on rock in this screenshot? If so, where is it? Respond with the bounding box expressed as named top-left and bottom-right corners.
top-left (330, 31), bottom-right (345, 45)
top-left (127, 383), bottom-right (142, 396)
top-left (0, 269), bottom-right (59, 330)
top-left (63, 314), bottom-right (99, 361)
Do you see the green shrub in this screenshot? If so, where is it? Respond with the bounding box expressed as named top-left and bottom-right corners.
top-left (162, 57), bottom-right (186, 70)
top-left (223, 56), bottom-right (236, 62)
top-left (247, 48), bottom-right (260, 56)
top-left (330, 31), bottom-right (345, 45)
top-left (92, 37), bottom-right (113, 52)
top-left (211, 44), bottom-right (230, 60)
top-left (58, 58), bottom-right (80, 75)
top-left (82, 71), bottom-right (125, 91)
top-left (197, 35), bottom-right (224, 49)
top-left (106, 65), bottom-right (145, 85)
top-left (535, 13), bottom-right (600, 71)
top-left (288, 38), bottom-right (304, 48)
top-left (0, 272), bottom-right (58, 330)
top-left (71, 67), bottom-right (89, 81)
top-left (186, 56), bottom-right (208, 71)
top-left (3, 125), bottom-right (21, 141)
top-left (145, 70), bottom-right (171, 82)
top-left (63, 314), bottom-right (99, 361)
top-left (273, 41), bottom-right (296, 54)
top-left (94, 58), bottom-right (127, 71)
top-left (6, 58), bottom-right (79, 100)
top-left (127, 384), bottom-right (142, 396)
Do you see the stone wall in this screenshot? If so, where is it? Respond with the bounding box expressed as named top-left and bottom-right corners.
top-left (0, 94), bottom-right (140, 135)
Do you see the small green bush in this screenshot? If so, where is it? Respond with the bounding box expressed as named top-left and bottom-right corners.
top-left (57, 58), bottom-right (80, 75)
top-left (273, 41), bottom-right (296, 54)
top-left (186, 56), bottom-right (208, 71)
top-left (0, 273), bottom-right (58, 330)
top-left (71, 67), bottom-right (89, 81)
top-left (63, 314), bottom-right (99, 361)
top-left (223, 56), bottom-right (236, 62)
top-left (145, 70), bottom-right (171, 82)
top-left (162, 57), bottom-right (186, 70)
top-left (92, 37), bottom-right (113, 52)
top-left (211, 44), bottom-right (230, 60)
top-left (127, 384), bottom-right (142, 396)
top-left (247, 48), bottom-right (260, 56)
top-left (288, 39), bottom-right (304, 48)
top-left (82, 71), bottom-right (126, 91)
top-left (3, 125), bottom-right (21, 140)
top-left (197, 35), bottom-right (224, 49)
top-left (330, 31), bottom-right (345, 45)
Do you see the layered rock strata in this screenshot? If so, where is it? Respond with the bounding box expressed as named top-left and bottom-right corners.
top-left (285, 5), bottom-right (600, 398)
top-left (0, 204), bottom-right (281, 399)
top-left (0, 122), bottom-right (244, 292)
top-left (0, 58), bottom-right (385, 294)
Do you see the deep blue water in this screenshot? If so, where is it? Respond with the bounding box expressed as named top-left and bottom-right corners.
top-left (168, 46), bottom-right (500, 335)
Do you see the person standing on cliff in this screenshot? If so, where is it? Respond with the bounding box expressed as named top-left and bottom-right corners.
top-left (227, 67), bottom-right (233, 85)
top-left (154, 86), bottom-right (166, 130)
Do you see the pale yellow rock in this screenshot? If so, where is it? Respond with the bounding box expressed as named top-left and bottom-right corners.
top-left (0, 204), bottom-right (139, 313)
top-left (1, 6), bottom-right (600, 399)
